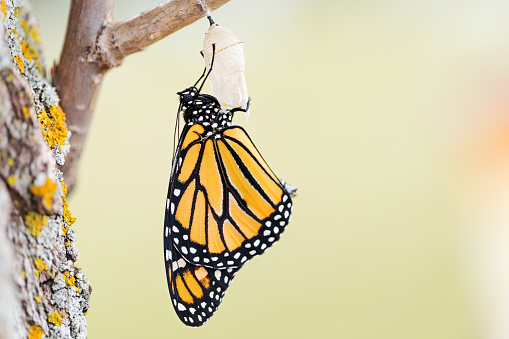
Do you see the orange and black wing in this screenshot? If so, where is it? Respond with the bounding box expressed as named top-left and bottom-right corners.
top-left (164, 230), bottom-right (240, 327)
top-left (166, 124), bottom-right (294, 269)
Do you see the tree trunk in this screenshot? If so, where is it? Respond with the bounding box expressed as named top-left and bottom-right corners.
top-left (0, 1), bottom-right (90, 338)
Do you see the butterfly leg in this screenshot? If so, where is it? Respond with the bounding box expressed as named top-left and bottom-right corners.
top-left (230, 97), bottom-right (251, 114)
top-left (196, 43), bottom-right (217, 94)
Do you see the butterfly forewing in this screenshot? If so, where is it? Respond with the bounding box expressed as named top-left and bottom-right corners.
top-left (166, 124), bottom-right (293, 270)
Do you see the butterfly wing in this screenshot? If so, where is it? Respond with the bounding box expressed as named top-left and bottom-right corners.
top-left (164, 125), bottom-right (240, 326)
top-left (164, 228), bottom-right (239, 327)
top-left (166, 124), bottom-right (294, 269)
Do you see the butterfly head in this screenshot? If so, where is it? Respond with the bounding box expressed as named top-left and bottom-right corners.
top-left (177, 87), bottom-right (198, 109)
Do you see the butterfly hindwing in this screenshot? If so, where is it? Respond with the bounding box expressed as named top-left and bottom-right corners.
top-left (164, 227), bottom-right (239, 327)
top-left (166, 124), bottom-right (293, 269)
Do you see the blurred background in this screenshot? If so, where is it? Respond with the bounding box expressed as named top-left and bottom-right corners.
top-left (30, 0), bottom-right (509, 338)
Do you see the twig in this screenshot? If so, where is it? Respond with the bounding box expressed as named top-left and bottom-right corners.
top-left (55, 0), bottom-right (230, 191)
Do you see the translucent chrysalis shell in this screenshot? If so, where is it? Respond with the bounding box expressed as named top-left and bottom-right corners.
top-left (203, 21), bottom-right (249, 115)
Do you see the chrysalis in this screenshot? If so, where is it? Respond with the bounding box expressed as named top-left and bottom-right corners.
top-left (203, 17), bottom-right (249, 115)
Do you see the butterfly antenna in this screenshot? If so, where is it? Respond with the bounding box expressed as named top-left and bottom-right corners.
top-left (196, 43), bottom-right (216, 95)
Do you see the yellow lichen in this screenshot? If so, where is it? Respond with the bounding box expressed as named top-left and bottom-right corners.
top-left (38, 105), bottom-right (69, 150)
top-left (7, 158), bottom-right (14, 166)
top-left (62, 181), bottom-right (76, 225)
top-left (34, 296), bottom-right (41, 303)
top-left (21, 270), bottom-right (26, 279)
top-left (20, 40), bottom-right (42, 73)
top-left (25, 211), bottom-right (47, 237)
top-left (33, 257), bottom-right (48, 272)
top-left (21, 40), bottom-right (38, 61)
top-left (64, 241), bottom-right (70, 246)
top-left (10, 28), bottom-right (19, 38)
top-left (0, 0), bottom-right (5, 17)
top-left (61, 225), bottom-right (68, 237)
top-left (30, 177), bottom-right (57, 209)
top-left (13, 6), bottom-right (22, 17)
top-left (63, 272), bottom-right (79, 293)
top-left (22, 107), bottom-right (30, 119)
top-left (19, 18), bottom-right (41, 45)
top-left (28, 325), bottom-right (43, 339)
top-left (48, 311), bottom-right (62, 326)
top-left (13, 54), bottom-right (24, 73)
top-left (7, 175), bottom-right (16, 186)
top-left (19, 18), bottom-right (30, 35)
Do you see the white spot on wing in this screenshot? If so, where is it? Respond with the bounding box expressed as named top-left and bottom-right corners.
top-left (177, 258), bottom-right (186, 268)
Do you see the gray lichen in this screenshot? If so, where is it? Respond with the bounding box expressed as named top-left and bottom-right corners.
top-left (0, 0), bottom-right (90, 338)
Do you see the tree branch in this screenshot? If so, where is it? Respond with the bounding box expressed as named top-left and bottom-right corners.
top-left (55, 0), bottom-right (230, 191)
top-left (97, 0), bottom-right (230, 68)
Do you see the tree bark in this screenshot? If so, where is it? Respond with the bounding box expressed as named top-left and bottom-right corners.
top-left (0, 1), bottom-right (90, 338)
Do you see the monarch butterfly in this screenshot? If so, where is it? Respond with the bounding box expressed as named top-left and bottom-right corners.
top-left (164, 23), bottom-right (296, 327)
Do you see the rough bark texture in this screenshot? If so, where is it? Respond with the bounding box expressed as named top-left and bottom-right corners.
top-left (0, 0), bottom-right (89, 338)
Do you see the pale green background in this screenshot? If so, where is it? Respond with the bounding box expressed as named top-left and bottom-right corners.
top-left (30, 0), bottom-right (509, 338)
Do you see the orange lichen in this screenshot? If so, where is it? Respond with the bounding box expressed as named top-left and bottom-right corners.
top-left (63, 272), bottom-right (79, 293)
top-left (28, 325), bottom-right (43, 339)
top-left (62, 225), bottom-right (67, 237)
top-left (7, 175), bottom-right (16, 186)
top-left (13, 54), bottom-right (24, 73)
top-left (25, 211), bottom-right (47, 237)
top-left (62, 180), bottom-right (76, 225)
top-left (10, 28), bottom-right (19, 38)
top-left (38, 105), bottom-right (69, 150)
top-left (64, 241), bottom-right (70, 246)
top-left (30, 177), bottom-right (57, 209)
top-left (0, 0), bottom-right (5, 17)
top-left (34, 296), bottom-right (41, 303)
top-left (48, 311), bottom-right (62, 326)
